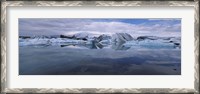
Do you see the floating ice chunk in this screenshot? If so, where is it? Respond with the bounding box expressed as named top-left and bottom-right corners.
top-left (19, 38), bottom-right (51, 46)
top-left (19, 38), bottom-right (87, 47)
top-left (124, 39), bottom-right (176, 49)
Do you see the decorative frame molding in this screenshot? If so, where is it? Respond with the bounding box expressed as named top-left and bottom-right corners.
top-left (1, 1), bottom-right (199, 93)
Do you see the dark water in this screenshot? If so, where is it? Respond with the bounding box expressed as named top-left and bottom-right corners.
top-left (19, 45), bottom-right (181, 75)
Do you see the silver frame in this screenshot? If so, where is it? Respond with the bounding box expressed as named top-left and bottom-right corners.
top-left (1, 1), bottom-right (199, 93)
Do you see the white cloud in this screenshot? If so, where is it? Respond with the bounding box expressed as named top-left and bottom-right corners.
top-left (19, 19), bottom-right (181, 37)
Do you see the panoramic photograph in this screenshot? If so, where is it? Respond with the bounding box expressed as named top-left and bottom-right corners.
top-left (19, 18), bottom-right (181, 75)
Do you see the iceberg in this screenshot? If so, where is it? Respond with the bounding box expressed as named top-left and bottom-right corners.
top-left (111, 33), bottom-right (133, 43)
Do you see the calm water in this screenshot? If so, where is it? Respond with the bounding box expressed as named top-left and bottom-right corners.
top-left (19, 45), bottom-right (181, 75)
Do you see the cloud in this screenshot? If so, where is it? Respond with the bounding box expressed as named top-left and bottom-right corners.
top-left (19, 18), bottom-right (181, 37)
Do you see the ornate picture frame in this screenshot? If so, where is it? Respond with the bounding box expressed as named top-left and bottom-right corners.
top-left (1, 0), bottom-right (199, 93)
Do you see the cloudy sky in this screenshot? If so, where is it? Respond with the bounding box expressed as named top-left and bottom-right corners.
top-left (19, 18), bottom-right (181, 37)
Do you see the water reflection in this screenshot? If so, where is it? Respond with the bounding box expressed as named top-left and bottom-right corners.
top-left (58, 40), bottom-right (180, 50)
top-left (60, 40), bottom-right (105, 49)
top-left (60, 41), bottom-right (131, 50)
top-left (111, 42), bottom-right (130, 50)
top-left (19, 46), bottom-right (181, 75)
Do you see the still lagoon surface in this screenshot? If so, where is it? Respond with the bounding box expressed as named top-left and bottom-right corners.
top-left (19, 39), bottom-right (181, 75)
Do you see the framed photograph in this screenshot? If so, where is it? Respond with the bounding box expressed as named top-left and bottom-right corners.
top-left (1, 0), bottom-right (199, 93)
